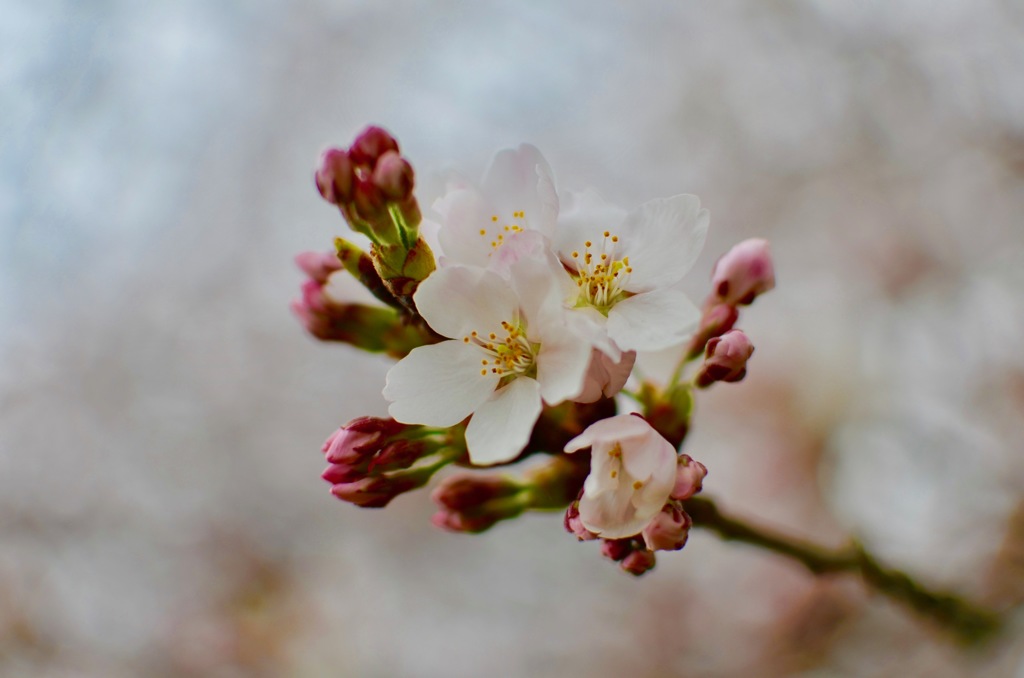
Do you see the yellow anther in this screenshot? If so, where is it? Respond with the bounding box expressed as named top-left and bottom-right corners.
top-left (479, 229), bottom-right (486, 235)
top-left (491, 215), bottom-right (498, 222)
top-left (633, 481), bottom-right (643, 490)
top-left (603, 230), bottom-right (610, 237)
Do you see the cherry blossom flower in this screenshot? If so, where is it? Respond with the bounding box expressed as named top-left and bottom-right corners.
top-left (433, 144), bottom-right (558, 268)
top-left (383, 261), bottom-right (592, 465)
top-left (554, 188), bottom-right (709, 352)
top-left (564, 414), bottom-right (678, 539)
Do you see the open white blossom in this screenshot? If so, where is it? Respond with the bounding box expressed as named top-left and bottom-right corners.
top-left (565, 414), bottom-right (678, 539)
top-left (383, 260), bottom-right (591, 466)
top-left (554, 188), bottom-right (709, 352)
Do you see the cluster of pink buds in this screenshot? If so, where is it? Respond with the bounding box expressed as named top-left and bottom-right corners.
top-left (686, 238), bottom-right (775, 386)
top-left (321, 417), bottom-right (456, 508)
top-left (315, 126), bottom-right (435, 311)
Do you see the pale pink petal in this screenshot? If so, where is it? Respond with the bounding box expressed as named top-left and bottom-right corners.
top-left (619, 195), bottom-right (709, 291)
top-left (414, 265), bottom-right (518, 340)
top-left (464, 377), bottom-right (543, 465)
top-left (621, 429), bottom-right (677, 486)
top-left (481, 144), bottom-right (556, 235)
top-left (434, 187), bottom-right (498, 268)
top-left (579, 483), bottom-right (644, 538)
top-left (535, 330), bottom-right (592, 404)
top-left (554, 188), bottom-right (628, 263)
top-left (606, 288), bottom-right (700, 352)
top-left (563, 413), bottom-right (653, 454)
top-left (575, 350), bottom-right (637, 403)
top-left (384, 341), bottom-right (500, 427)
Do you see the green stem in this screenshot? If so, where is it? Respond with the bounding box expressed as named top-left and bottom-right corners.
top-left (684, 495), bottom-right (1002, 645)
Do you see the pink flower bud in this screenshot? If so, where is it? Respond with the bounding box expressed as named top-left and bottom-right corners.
top-left (564, 500), bottom-right (599, 541)
top-left (368, 439), bottom-right (427, 473)
top-left (429, 473), bottom-right (525, 534)
top-left (372, 151), bottom-right (415, 201)
top-left (671, 454), bottom-right (707, 500)
top-left (620, 549), bottom-right (657, 576)
top-left (349, 126), bottom-right (399, 166)
top-left (431, 473), bottom-right (520, 511)
top-left (695, 329), bottom-right (754, 388)
top-left (321, 462), bottom-right (366, 485)
top-left (600, 539), bottom-right (635, 562)
top-left (352, 176), bottom-right (386, 221)
top-left (322, 418), bottom-right (409, 464)
top-left (330, 475), bottom-right (422, 508)
top-left (294, 251), bottom-right (343, 285)
top-left (686, 302), bottom-right (739, 358)
top-left (641, 501), bottom-right (692, 552)
top-left (315, 148), bottom-right (355, 205)
top-left (711, 238), bottom-right (775, 306)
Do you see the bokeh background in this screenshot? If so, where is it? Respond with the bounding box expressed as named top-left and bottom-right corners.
top-left (4, 1), bottom-right (1024, 676)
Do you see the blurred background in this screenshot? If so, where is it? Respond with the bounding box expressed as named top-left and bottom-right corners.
top-left (3, 0), bottom-right (1024, 675)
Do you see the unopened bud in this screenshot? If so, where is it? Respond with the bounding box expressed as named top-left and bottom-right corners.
top-left (564, 499), bottom-right (599, 541)
top-left (670, 454), bottom-right (707, 500)
top-left (322, 417), bottom-right (409, 464)
top-left (295, 251), bottom-right (343, 285)
top-left (429, 472), bottom-right (526, 534)
top-left (349, 126), bottom-right (399, 166)
top-left (353, 176), bottom-right (386, 222)
top-left (711, 238), bottom-right (775, 306)
top-left (600, 538), bottom-right (635, 562)
top-left (372, 151), bottom-right (415, 201)
top-left (315, 148), bottom-right (355, 205)
top-left (695, 329), bottom-right (754, 388)
top-left (620, 548), bottom-right (657, 576)
top-left (686, 302), bottom-right (739, 359)
top-left (641, 501), bottom-right (692, 552)
top-left (330, 474), bottom-right (423, 508)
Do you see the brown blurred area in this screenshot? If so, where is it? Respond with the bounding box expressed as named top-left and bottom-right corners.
top-left (3, 1), bottom-right (1024, 675)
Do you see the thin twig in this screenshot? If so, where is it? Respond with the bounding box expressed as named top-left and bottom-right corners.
top-left (685, 495), bottom-right (1002, 644)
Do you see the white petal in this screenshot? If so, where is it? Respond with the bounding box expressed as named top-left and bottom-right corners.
top-left (464, 377), bottom-right (543, 465)
top-left (414, 265), bottom-right (518, 340)
top-left (482, 144), bottom-right (556, 235)
top-left (579, 482), bottom-right (644, 538)
top-left (621, 428), bottom-right (676, 482)
top-left (384, 341), bottom-right (500, 427)
top-left (575, 349), bottom-right (637, 403)
top-left (606, 288), bottom-right (700, 352)
top-left (434, 187), bottom-right (498, 268)
top-left (554, 188), bottom-right (628, 262)
top-left (564, 413), bottom-right (654, 454)
top-left (620, 195), bottom-right (709, 290)
top-left (536, 330), bottom-right (592, 404)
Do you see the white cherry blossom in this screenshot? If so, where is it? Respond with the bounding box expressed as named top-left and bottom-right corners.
top-left (564, 414), bottom-right (678, 539)
top-left (383, 261), bottom-right (591, 466)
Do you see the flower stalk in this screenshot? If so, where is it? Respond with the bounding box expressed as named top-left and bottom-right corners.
top-left (684, 495), bottom-right (1002, 645)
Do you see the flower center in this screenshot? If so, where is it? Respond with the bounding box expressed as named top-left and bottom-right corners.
top-left (478, 210), bottom-right (528, 255)
top-left (463, 319), bottom-right (537, 380)
top-left (568, 231), bottom-right (632, 314)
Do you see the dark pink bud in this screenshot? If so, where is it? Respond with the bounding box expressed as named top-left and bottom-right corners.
top-left (295, 251), bottom-right (342, 284)
top-left (372, 151), bottom-right (415, 201)
top-left (431, 473), bottom-right (520, 511)
top-left (564, 500), bottom-right (599, 541)
top-left (620, 549), bottom-right (657, 576)
top-left (352, 176), bottom-right (386, 221)
top-left (671, 454), bottom-right (707, 500)
top-left (600, 539), bottom-right (635, 562)
top-left (641, 501), bottom-right (692, 552)
top-left (322, 418), bottom-right (406, 465)
top-left (695, 329), bottom-right (755, 388)
top-left (349, 126), bottom-right (399, 166)
top-left (315, 148), bottom-right (355, 205)
top-left (301, 279), bottom-right (329, 314)
top-left (368, 439), bottom-right (427, 473)
top-left (686, 302), bottom-right (739, 358)
top-left (321, 462), bottom-right (367, 485)
top-left (430, 509), bottom-right (501, 534)
top-left (330, 474), bottom-right (421, 508)
top-left (711, 238), bottom-right (776, 306)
